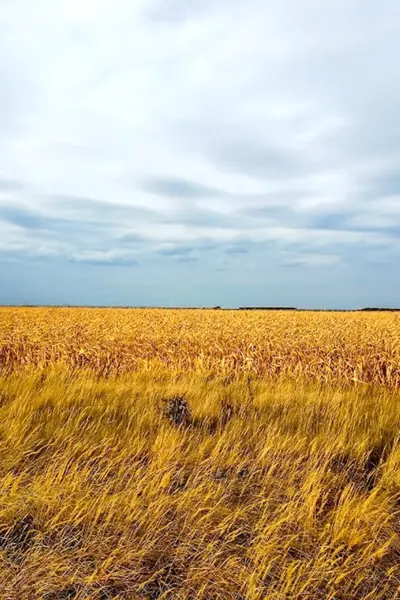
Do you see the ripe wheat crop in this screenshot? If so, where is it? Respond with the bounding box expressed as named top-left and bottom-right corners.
top-left (0, 308), bottom-right (399, 599)
top-left (1, 307), bottom-right (400, 386)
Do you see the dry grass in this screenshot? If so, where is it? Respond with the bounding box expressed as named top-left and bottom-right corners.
top-left (1, 307), bottom-right (400, 386)
top-left (0, 308), bottom-right (400, 599)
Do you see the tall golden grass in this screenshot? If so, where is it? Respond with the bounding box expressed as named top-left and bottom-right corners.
top-left (1, 307), bottom-right (399, 385)
top-left (0, 308), bottom-right (399, 599)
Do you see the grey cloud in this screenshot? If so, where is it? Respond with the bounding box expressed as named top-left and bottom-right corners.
top-left (210, 138), bottom-right (307, 180)
top-left (49, 193), bottom-right (236, 234)
top-left (47, 194), bottom-right (160, 223)
top-left (348, 220), bottom-right (400, 238)
top-left (155, 237), bottom-right (279, 260)
top-left (139, 176), bottom-right (223, 199)
top-left (309, 212), bottom-right (353, 232)
top-left (360, 169), bottom-right (400, 200)
top-left (164, 207), bottom-right (241, 230)
top-left (176, 255), bottom-right (198, 263)
top-left (139, 177), bottom-right (306, 230)
top-left (157, 245), bottom-right (194, 257)
top-left (0, 178), bottom-right (25, 193)
top-left (309, 205), bottom-right (400, 236)
top-left (75, 194), bottom-right (243, 234)
top-left (0, 203), bottom-right (44, 230)
top-left (238, 199), bottom-right (352, 234)
top-left (224, 237), bottom-right (285, 256)
top-left (225, 244), bottom-right (250, 255)
top-left (118, 231), bottom-right (149, 244)
top-left (241, 204), bottom-right (296, 225)
top-left (157, 238), bottom-right (220, 257)
top-left (281, 254), bottom-right (341, 268)
top-left (0, 201), bottom-right (112, 236)
top-left (158, 251), bottom-right (199, 263)
top-left (69, 252), bottom-right (139, 267)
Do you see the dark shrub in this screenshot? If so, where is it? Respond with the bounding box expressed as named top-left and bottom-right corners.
top-left (162, 397), bottom-right (191, 427)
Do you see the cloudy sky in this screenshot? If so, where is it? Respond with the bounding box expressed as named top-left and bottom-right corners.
top-left (1, 0), bottom-right (400, 307)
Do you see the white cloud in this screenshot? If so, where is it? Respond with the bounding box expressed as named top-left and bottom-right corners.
top-left (282, 253), bottom-right (341, 268)
top-left (1, 0), bottom-right (400, 305)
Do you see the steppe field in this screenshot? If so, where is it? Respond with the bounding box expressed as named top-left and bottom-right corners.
top-left (1, 307), bottom-right (400, 600)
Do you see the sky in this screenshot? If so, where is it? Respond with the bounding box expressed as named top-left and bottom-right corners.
top-left (0, 0), bottom-right (400, 308)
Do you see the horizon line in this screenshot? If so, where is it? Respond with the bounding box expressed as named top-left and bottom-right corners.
top-left (1, 304), bottom-right (399, 312)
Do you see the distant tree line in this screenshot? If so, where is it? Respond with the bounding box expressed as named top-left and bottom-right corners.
top-left (359, 307), bottom-right (400, 312)
top-left (238, 307), bottom-right (297, 311)
top-left (9, 305), bottom-right (400, 312)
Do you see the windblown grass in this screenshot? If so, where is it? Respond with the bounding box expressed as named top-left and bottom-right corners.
top-left (0, 309), bottom-right (399, 599)
top-left (0, 307), bottom-right (399, 386)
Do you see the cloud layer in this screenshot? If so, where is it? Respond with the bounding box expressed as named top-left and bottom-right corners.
top-left (1, 0), bottom-right (400, 307)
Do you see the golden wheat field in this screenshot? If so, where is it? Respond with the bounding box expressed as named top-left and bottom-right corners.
top-left (1, 307), bottom-right (400, 600)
